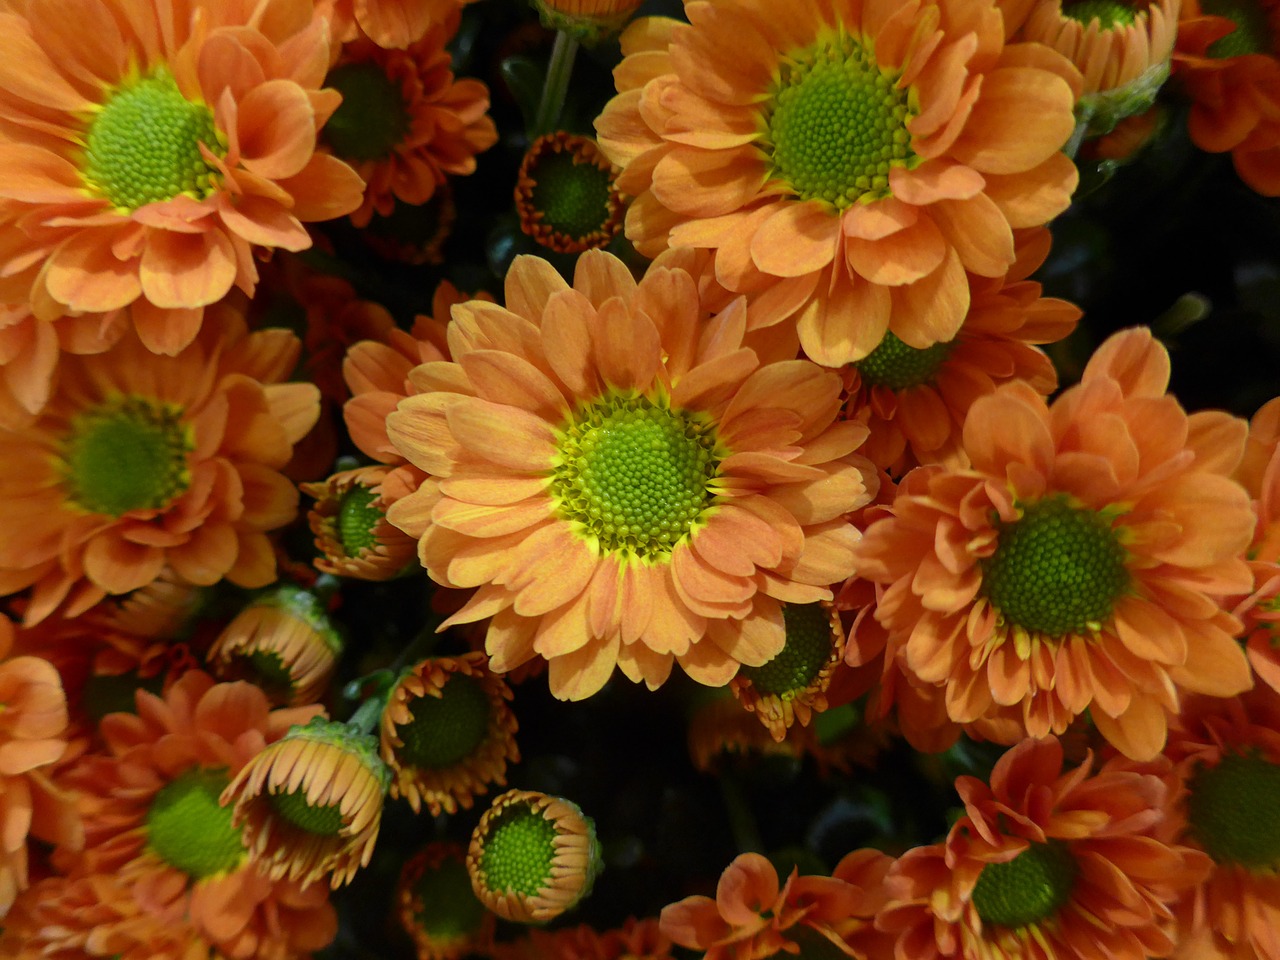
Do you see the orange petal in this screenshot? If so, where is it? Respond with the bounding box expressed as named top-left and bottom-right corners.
top-left (950, 67), bottom-right (1075, 174)
top-left (651, 145), bottom-right (767, 218)
top-left (749, 201), bottom-right (841, 278)
top-left (845, 214), bottom-right (947, 286)
top-left (139, 229), bottom-right (237, 309)
top-left (237, 79), bottom-right (316, 180)
top-left (547, 633), bottom-right (620, 700)
top-left (445, 397), bottom-right (556, 472)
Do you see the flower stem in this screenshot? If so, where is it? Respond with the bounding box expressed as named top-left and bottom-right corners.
top-left (532, 30), bottom-right (580, 138)
top-left (346, 691), bottom-right (389, 737)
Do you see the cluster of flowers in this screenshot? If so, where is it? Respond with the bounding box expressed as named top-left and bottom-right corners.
top-left (1, 0), bottom-right (1280, 957)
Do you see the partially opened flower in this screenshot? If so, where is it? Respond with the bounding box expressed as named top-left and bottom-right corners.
top-left (324, 19), bottom-right (498, 227)
top-left (385, 250), bottom-right (876, 700)
top-left (0, 0), bottom-right (365, 357)
top-left (396, 842), bottom-right (495, 960)
top-left (1007, 0), bottom-right (1180, 139)
top-left (206, 583), bottom-right (344, 705)
top-left (1173, 0), bottom-right (1280, 194)
top-left (878, 737), bottom-right (1211, 960)
top-left (0, 308), bottom-right (319, 624)
top-left (843, 228), bottom-right (1079, 474)
top-left (466, 789), bottom-right (602, 924)
top-left (515, 133), bottom-right (626, 254)
top-left (222, 714), bottom-right (391, 889)
top-left (855, 327), bottom-right (1256, 759)
top-left (595, 0), bottom-right (1082, 366)
top-left (56, 671), bottom-right (334, 959)
top-left (303, 465), bottom-right (420, 581)
top-left (380, 652), bottom-right (519, 815)
top-left (661, 849), bottom-right (892, 960)
top-left (728, 601), bottom-right (847, 742)
top-left (1160, 688), bottom-right (1280, 960)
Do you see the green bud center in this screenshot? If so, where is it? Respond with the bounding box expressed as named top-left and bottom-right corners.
top-left (971, 840), bottom-right (1079, 928)
top-left (526, 144), bottom-right (617, 244)
top-left (146, 768), bottom-right (245, 879)
top-left (338, 483), bottom-right (385, 557)
top-left (61, 395), bottom-right (193, 517)
top-left (83, 70), bottom-right (224, 211)
top-left (1187, 751), bottom-right (1280, 869)
top-left (981, 496), bottom-right (1129, 639)
top-left (479, 802), bottom-right (558, 897)
top-left (552, 394), bottom-right (721, 561)
top-left (854, 331), bottom-right (954, 389)
top-left (323, 61), bottom-right (411, 162)
top-left (270, 788), bottom-right (347, 836)
top-left (396, 673), bottom-right (492, 769)
top-left (740, 603), bottom-right (834, 698)
top-left (766, 31), bottom-right (914, 209)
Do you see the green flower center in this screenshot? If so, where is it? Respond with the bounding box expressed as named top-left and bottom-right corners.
top-left (552, 394), bottom-right (721, 561)
top-left (981, 496), bottom-right (1129, 639)
top-left (526, 147), bottom-right (617, 243)
top-left (479, 803), bottom-right (559, 897)
top-left (854, 331), bottom-right (954, 389)
top-left (270, 787), bottom-right (347, 836)
top-left (323, 61), bottom-right (411, 162)
top-left (396, 673), bottom-right (492, 769)
top-left (339, 484), bottom-right (385, 557)
top-left (61, 395), bottom-right (193, 517)
top-left (1063, 0), bottom-right (1139, 28)
top-left (145, 768), bottom-right (245, 880)
top-left (971, 840), bottom-right (1079, 929)
top-left (83, 70), bottom-right (224, 211)
top-left (765, 31), bottom-right (914, 209)
top-left (412, 858), bottom-right (487, 939)
top-left (1187, 752), bottom-right (1280, 869)
top-left (740, 603), bottom-right (833, 698)
top-left (1202, 0), bottom-right (1274, 57)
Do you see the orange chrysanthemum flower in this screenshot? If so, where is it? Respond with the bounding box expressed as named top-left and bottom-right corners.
top-left (466, 788), bottom-right (602, 924)
top-left (661, 849), bottom-right (893, 960)
top-left (1173, 0), bottom-right (1280, 194)
top-left (56, 671), bottom-right (334, 960)
top-left (324, 19), bottom-right (498, 227)
top-left (0, 873), bottom-right (208, 960)
top-left (595, 0), bottom-right (1082, 366)
top-left (0, 307), bottom-right (319, 624)
top-left (854, 327), bottom-right (1256, 759)
top-left (396, 842), bottom-right (495, 960)
top-left (0, 618), bottom-right (77, 918)
top-left (492, 916), bottom-right (674, 960)
top-left (843, 228), bottom-right (1078, 474)
top-left (0, 0), bottom-right (364, 357)
top-left (321, 0), bottom-right (464, 49)
top-left (380, 652), bottom-right (519, 815)
top-left (1160, 688), bottom-right (1280, 960)
top-left (342, 281), bottom-right (483, 465)
top-left (303, 465), bottom-right (420, 580)
top-left (385, 250), bottom-right (876, 700)
top-left (222, 714), bottom-right (390, 889)
top-left (878, 737), bottom-right (1210, 960)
